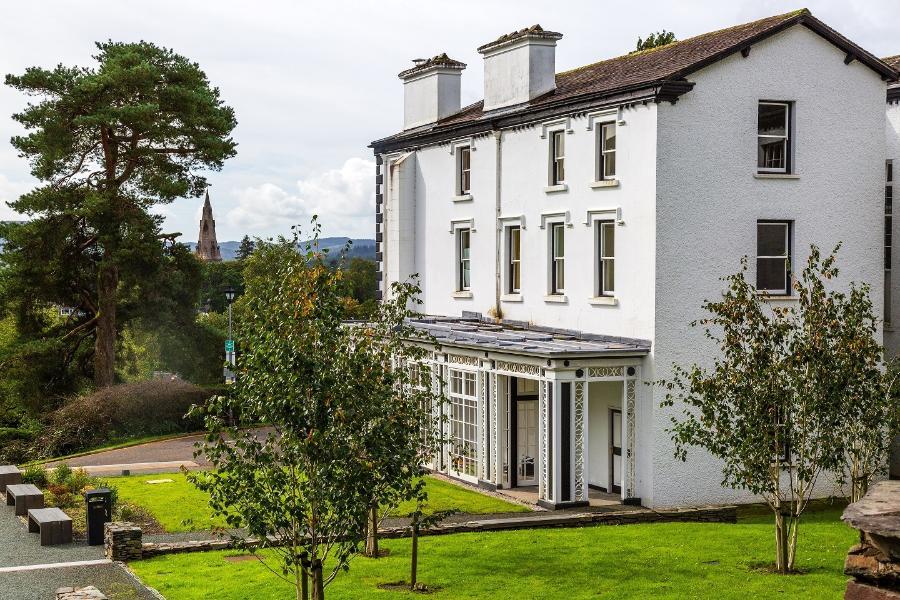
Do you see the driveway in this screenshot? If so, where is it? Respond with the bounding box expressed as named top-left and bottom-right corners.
top-left (46, 427), bottom-right (273, 475)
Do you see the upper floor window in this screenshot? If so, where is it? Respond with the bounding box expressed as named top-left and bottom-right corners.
top-left (757, 221), bottom-right (791, 294)
top-left (457, 228), bottom-right (471, 291)
top-left (596, 221), bottom-right (615, 295)
top-left (457, 146), bottom-right (471, 195)
top-left (550, 131), bottom-right (566, 185)
top-left (598, 123), bottom-right (616, 180)
top-left (550, 223), bottom-right (565, 294)
top-left (507, 226), bottom-right (521, 294)
top-left (758, 102), bottom-right (791, 173)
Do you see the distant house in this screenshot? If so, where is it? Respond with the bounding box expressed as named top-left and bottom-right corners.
top-left (370, 10), bottom-right (898, 508)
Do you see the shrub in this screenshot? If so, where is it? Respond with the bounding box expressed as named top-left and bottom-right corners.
top-left (21, 464), bottom-right (48, 487)
top-left (31, 379), bottom-right (216, 459)
top-left (52, 464), bottom-right (73, 485)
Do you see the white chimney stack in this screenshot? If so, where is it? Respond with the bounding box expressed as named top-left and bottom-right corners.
top-left (478, 25), bottom-right (563, 112)
top-left (398, 53), bottom-right (466, 130)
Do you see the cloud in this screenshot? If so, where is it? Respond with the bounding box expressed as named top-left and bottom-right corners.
top-left (227, 158), bottom-right (375, 239)
top-left (0, 174), bottom-right (32, 221)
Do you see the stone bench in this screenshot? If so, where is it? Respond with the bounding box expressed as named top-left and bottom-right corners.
top-left (0, 465), bottom-right (22, 492)
top-left (28, 507), bottom-right (72, 546)
top-left (6, 483), bottom-right (44, 516)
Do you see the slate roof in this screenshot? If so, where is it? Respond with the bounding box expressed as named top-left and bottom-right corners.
top-left (373, 9), bottom-right (898, 151)
top-left (406, 316), bottom-right (651, 358)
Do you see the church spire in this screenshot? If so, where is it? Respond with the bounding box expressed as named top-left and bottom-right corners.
top-left (196, 190), bottom-right (222, 262)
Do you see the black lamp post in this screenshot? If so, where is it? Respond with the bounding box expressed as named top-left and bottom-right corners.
top-left (224, 286), bottom-right (236, 384)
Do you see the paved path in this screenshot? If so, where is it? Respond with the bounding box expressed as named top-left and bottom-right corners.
top-left (0, 500), bottom-right (155, 599)
top-left (46, 427), bottom-right (273, 473)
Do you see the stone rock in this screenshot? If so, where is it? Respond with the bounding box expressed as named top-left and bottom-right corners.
top-left (56, 586), bottom-right (108, 599)
top-left (842, 481), bottom-right (900, 562)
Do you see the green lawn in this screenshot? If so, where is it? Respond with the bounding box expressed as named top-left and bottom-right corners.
top-left (111, 473), bottom-right (528, 532)
top-left (131, 505), bottom-right (855, 600)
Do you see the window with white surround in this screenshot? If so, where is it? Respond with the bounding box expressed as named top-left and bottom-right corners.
top-left (507, 226), bottom-right (521, 294)
top-left (756, 221), bottom-right (792, 294)
top-left (596, 220), bottom-right (615, 295)
top-left (886, 160), bottom-right (893, 326)
top-left (550, 130), bottom-right (566, 185)
top-left (457, 146), bottom-right (471, 195)
top-left (457, 228), bottom-right (471, 291)
top-left (598, 122), bottom-right (616, 180)
top-left (758, 102), bottom-right (791, 173)
top-left (550, 223), bottom-right (565, 294)
top-left (449, 369), bottom-right (478, 478)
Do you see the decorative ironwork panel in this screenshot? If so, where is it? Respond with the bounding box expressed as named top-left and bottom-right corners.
top-left (496, 360), bottom-right (543, 377)
top-left (480, 371), bottom-right (488, 480)
top-left (626, 379), bottom-right (636, 499)
top-left (588, 366), bottom-right (624, 379)
top-left (490, 373), bottom-right (499, 485)
top-left (448, 354), bottom-right (480, 367)
top-left (573, 381), bottom-right (586, 502)
top-left (539, 380), bottom-right (549, 499)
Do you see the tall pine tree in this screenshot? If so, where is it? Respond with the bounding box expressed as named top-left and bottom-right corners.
top-left (4, 41), bottom-right (237, 387)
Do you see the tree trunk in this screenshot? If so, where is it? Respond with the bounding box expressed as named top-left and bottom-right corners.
top-left (365, 504), bottom-right (379, 558)
top-left (774, 509), bottom-right (789, 574)
top-left (94, 263), bottom-right (118, 388)
top-left (300, 560), bottom-right (309, 600)
top-left (787, 514), bottom-right (799, 571)
top-left (311, 559), bottom-right (324, 600)
top-left (410, 520), bottom-right (419, 589)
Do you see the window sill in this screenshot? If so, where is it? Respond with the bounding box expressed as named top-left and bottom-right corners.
top-left (589, 296), bottom-right (618, 306)
top-left (590, 179), bottom-right (619, 189)
top-left (754, 173), bottom-right (800, 180)
top-left (759, 294), bottom-right (799, 302)
top-left (500, 293), bottom-right (523, 303)
top-left (452, 291), bottom-right (473, 299)
top-left (452, 193), bottom-right (473, 202)
top-left (544, 294), bottom-right (568, 304)
top-left (544, 184), bottom-right (569, 194)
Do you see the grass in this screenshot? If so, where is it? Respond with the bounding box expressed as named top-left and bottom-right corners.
top-left (131, 504), bottom-right (855, 600)
top-left (111, 473), bottom-right (528, 533)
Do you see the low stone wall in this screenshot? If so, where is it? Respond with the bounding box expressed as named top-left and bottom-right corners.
top-left (841, 481), bottom-right (900, 600)
top-left (56, 587), bottom-right (107, 600)
top-left (105, 504), bottom-right (736, 561)
top-left (104, 522), bottom-right (143, 561)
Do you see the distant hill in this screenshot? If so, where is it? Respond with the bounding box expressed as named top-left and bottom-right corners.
top-left (184, 237), bottom-right (376, 261)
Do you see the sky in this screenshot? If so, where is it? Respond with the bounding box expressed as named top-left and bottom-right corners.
top-left (0, 0), bottom-right (898, 242)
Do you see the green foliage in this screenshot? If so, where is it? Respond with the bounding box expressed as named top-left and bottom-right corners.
top-left (21, 464), bottom-right (49, 487)
top-left (191, 220), bottom-right (443, 599)
top-left (236, 235), bottom-right (256, 261)
top-left (3, 40), bottom-right (237, 387)
top-left (659, 245), bottom-right (896, 573)
top-left (30, 379), bottom-right (215, 460)
top-left (633, 30), bottom-right (677, 53)
top-left (198, 260), bottom-right (245, 313)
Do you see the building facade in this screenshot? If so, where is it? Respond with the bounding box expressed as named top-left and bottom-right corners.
top-left (371, 11), bottom-right (898, 508)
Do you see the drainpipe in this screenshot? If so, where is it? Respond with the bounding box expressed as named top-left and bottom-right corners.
top-left (494, 127), bottom-right (503, 319)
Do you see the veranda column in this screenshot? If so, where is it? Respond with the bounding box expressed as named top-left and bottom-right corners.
top-left (622, 366), bottom-right (639, 504)
top-left (573, 376), bottom-right (588, 503)
top-left (538, 372), bottom-right (564, 507)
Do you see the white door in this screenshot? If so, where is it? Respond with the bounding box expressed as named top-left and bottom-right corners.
top-left (517, 399), bottom-right (538, 486)
top-left (610, 408), bottom-right (622, 494)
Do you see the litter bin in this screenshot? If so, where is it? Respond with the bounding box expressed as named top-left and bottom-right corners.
top-left (85, 488), bottom-right (112, 546)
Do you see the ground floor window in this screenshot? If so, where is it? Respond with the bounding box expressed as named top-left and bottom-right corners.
top-left (449, 369), bottom-right (478, 477)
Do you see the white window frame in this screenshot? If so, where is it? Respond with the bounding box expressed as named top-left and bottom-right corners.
top-left (507, 225), bottom-right (521, 294)
top-left (448, 368), bottom-right (479, 482)
top-left (756, 220), bottom-right (791, 295)
top-left (456, 228), bottom-right (471, 292)
top-left (597, 122), bottom-right (617, 181)
top-left (550, 130), bottom-right (566, 185)
top-left (550, 222), bottom-right (565, 295)
top-left (457, 145), bottom-right (471, 195)
top-left (596, 220), bottom-right (615, 296)
top-left (757, 101), bottom-right (791, 174)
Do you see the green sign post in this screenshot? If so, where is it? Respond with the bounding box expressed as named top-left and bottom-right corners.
top-left (225, 340), bottom-right (234, 352)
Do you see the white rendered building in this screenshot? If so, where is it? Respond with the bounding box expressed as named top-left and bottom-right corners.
top-left (370, 10), bottom-right (899, 508)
